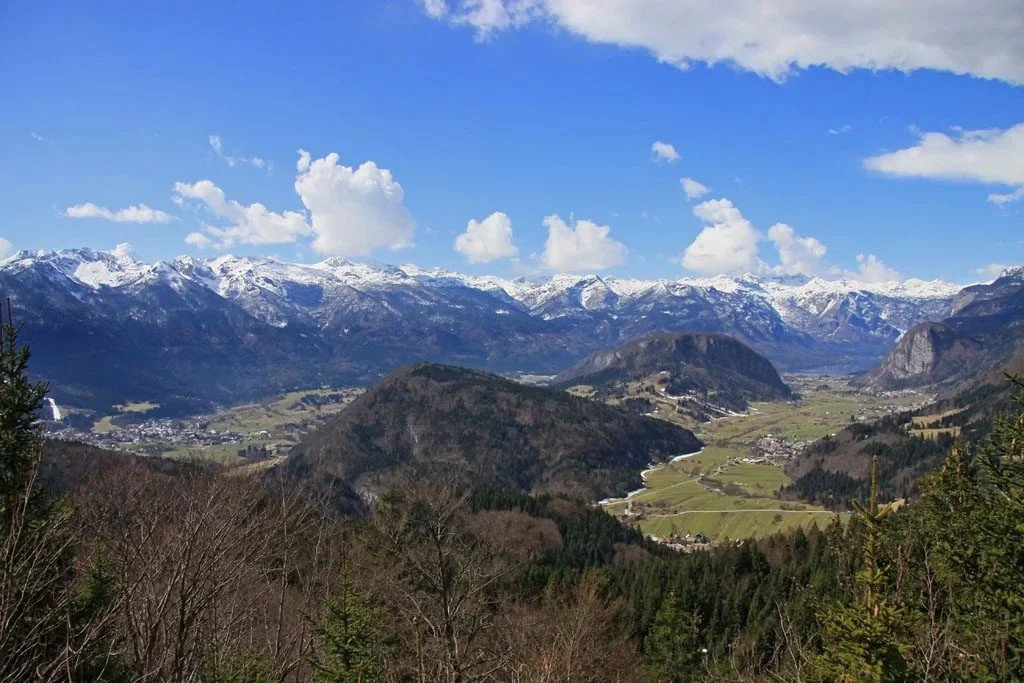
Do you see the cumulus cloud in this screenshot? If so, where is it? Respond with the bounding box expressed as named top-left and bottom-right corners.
top-left (64, 202), bottom-right (174, 224)
top-left (0, 238), bottom-right (13, 259)
top-left (680, 177), bottom-right (710, 200)
top-left (681, 196), bottom-right (902, 281)
top-left (975, 263), bottom-right (1011, 280)
top-left (184, 232), bottom-right (214, 249)
top-left (294, 150), bottom-right (416, 256)
top-left (423, 0), bottom-right (1024, 84)
top-left (651, 140), bottom-right (681, 163)
top-left (454, 211), bottom-right (519, 263)
top-left (767, 223), bottom-right (827, 275)
top-left (540, 215), bottom-right (627, 272)
top-left (175, 151), bottom-right (416, 254)
top-left (851, 253), bottom-right (901, 282)
top-left (682, 198), bottom-right (761, 275)
top-left (209, 135), bottom-right (271, 173)
top-left (173, 180), bottom-right (311, 248)
top-left (864, 123), bottom-right (1024, 187)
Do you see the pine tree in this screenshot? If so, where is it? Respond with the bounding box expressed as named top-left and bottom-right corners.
top-left (0, 300), bottom-right (48, 517)
top-left (311, 566), bottom-right (386, 683)
top-left (813, 456), bottom-right (912, 682)
top-left (644, 590), bottom-right (703, 682)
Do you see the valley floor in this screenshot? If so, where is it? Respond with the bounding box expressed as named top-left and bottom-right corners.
top-left (601, 376), bottom-right (929, 542)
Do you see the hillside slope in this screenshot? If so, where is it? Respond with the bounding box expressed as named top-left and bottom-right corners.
top-left (553, 332), bottom-right (792, 415)
top-left (286, 363), bottom-right (702, 507)
top-left (865, 267), bottom-right (1024, 389)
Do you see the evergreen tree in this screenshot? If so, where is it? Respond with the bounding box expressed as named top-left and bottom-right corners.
top-left (311, 566), bottom-right (386, 682)
top-left (814, 456), bottom-right (912, 682)
top-left (645, 590), bottom-right (704, 682)
top-left (0, 300), bottom-right (48, 516)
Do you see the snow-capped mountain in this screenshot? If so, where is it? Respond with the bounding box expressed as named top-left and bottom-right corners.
top-left (0, 247), bottom-right (966, 412)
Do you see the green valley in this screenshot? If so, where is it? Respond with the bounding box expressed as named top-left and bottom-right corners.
top-left (599, 375), bottom-right (929, 541)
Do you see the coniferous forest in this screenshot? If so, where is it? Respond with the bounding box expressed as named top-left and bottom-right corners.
top-left (4, 315), bottom-right (1024, 681)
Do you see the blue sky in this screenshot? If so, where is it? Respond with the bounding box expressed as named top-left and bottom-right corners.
top-left (1, 0), bottom-right (1022, 283)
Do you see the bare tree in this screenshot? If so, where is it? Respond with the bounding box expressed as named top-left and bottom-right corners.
top-left (364, 474), bottom-right (513, 682)
top-left (77, 464), bottom-right (274, 680)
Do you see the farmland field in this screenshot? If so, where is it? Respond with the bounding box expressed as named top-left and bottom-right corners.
top-left (600, 376), bottom-right (929, 541)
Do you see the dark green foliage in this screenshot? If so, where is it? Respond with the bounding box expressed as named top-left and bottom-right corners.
top-left (288, 362), bottom-right (702, 507)
top-left (878, 378), bottom-right (1024, 679)
top-left (784, 411), bottom-right (956, 508)
top-left (814, 457), bottom-right (913, 682)
top-left (311, 567), bottom-right (388, 682)
top-left (0, 302), bottom-right (48, 513)
top-left (644, 591), bottom-right (703, 682)
top-left (603, 523), bottom-right (845, 675)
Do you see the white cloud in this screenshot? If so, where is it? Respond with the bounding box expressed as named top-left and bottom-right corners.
top-left (540, 215), bottom-right (627, 272)
top-left (0, 238), bottom-right (13, 259)
top-left (682, 198), bottom-right (761, 275)
top-left (294, 150), bottom-right (416, 256)
top-left (864, 123), bottom-right (1024, 188)
top-left (680, 177), bottom-right (710, 200)
top-left (420, 0), bottom-right (448, 18)
top-left (974, 263), bottom-right (1010, 280)
top-left (425, 0), bottom-right (1024, 84)
top-left (828, 124), bottom-right (852, 135)
top-left (173, 180), bottom-right (311, 248)
top-left (851, 253), bottom-right (901, 282)
top-left (454, 211), bottom-right (519, 263)
top-left (651, 140), bottom-right (681, 163)
top-left (988, 187), bottom-right (1024, 204)
top-left (767, 223), bottom-right (826, 275)
top-left (184, 232), bottom-right (214, 249)
top-left (64, 202), bottom-right (174, 224)
top-left (209, 135), bottom-right (271, 174)
top-left (448, 0), bottom-right (541, 39)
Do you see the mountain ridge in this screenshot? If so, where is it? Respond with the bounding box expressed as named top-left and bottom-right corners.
top-left (864, 267), bottom-right (1024, 389)
top-left (2, 247), bottom-right (975, 411)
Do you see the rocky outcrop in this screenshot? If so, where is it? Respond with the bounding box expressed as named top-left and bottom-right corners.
top-left (865, 267), bottom-right (1024, 389)
top-left (863, 322), bottom-right (983, 387)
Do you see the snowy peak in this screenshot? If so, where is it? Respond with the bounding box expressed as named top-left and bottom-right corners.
top-left (1, 246), bottom-right (997, 376)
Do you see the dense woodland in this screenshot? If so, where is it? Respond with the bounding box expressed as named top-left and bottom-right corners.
top-left (4, 314), bottom-right (1024, 680)
top-left (287, 362), bottom-right (701, 510)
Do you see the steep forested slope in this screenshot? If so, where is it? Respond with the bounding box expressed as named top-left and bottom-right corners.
top-left (288, 363), bottom-right (702, 507)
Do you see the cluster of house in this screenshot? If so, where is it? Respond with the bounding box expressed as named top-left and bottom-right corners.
top-left (737, 434), bottom-right (811, 464)
top-left (49, 417), bottom-right (246, 453)
top-left (648, 532), bottom-right (712, 553)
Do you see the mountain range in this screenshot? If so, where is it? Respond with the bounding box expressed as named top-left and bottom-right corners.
top-left (3, 246), bottom-right (965, 412)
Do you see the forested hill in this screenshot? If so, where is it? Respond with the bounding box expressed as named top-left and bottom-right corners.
top-left (287, 363), bottom-right (702, 508)
top-left (552, 332), bottom-right (792, 414)
top-left (783, 374), bottom-right (1018, 508)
